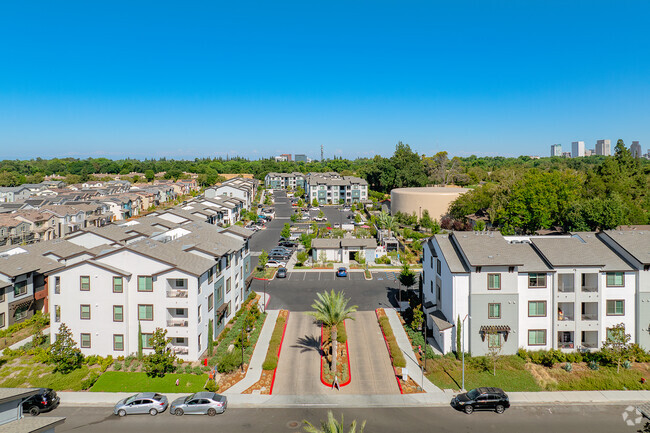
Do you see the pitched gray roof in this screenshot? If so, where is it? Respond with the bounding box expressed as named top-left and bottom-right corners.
top-left (127, 239), bottom-right (215, 277)
top-left (532, 233), bottom-right (633, 271)
top-left (452, 231), bottom-right (526, 266)
top-left (603, 230), bottom-right (650, 265)
top-left (432, 235), bottom-right (469, 273)
top-left (0, 251), bottom-right (62, 277)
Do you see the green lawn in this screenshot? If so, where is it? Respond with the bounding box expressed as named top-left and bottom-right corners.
top-left (426, 356), bottom-right (542, 392)
top-left (91, 371), bottom-right (208, 393)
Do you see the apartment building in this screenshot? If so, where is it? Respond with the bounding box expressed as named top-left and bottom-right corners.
top-left (595, 139), bottom-right (611, 156)
top-left (264, 172), bottom-right (306, 190)
top-left (550, 144), bottom-right (562, 157)
top-left (204, 177), bottom-right (258, 211)
top-left (571, 141), bottom-right (585, 158)
top-left (305, 173), bottom-right (368, 205)
top-left (47, 219), bottom-right (253, 360)
top-left (422, 231), bottom-right (643, 356)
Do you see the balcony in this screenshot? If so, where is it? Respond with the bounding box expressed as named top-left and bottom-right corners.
top-left (557, 303), bottom-right (574, 321)
top-left (166, 289), bottom-right (188, 298)
top-left (558, 274), bottom-right (574, 293)
top-left (167, 319), bottom-right (188, 327)
top-left (171, 346), bottom-right (189, 355)
top-left (581, 331), bottom-right (599, 349)
top-left (558, 331), bottom-right (574, 349)
top-left (581, 302), bottom-right (598, 321)
top-left (581, 273), bottom-right (598, 292)
top-left (167, 307), bottom-right (188, 327)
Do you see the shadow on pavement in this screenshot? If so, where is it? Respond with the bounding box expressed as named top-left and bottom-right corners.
top-left (293, 335), bottom-right (322, 354)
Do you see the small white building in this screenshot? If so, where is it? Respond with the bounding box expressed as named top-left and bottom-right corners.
top-left (311, 238), bottom-right (377, 264)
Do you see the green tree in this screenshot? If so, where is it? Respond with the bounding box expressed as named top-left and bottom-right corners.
top-left (485, 331), bottom-right (502, 376)
top-left (602, 323), bottom-right (632, 374)
top-left (296, 186), bottom-right (305, 197)
top-left (312, 198), bottom-right (319, 207)
top-left (296, 251), bottom-right (309, 265)
top-left (419, 209), bottom-right (434, 231)
top-left (398, 263), bottom-right (416, 289)
top-left (258, 250), bottom-right (269, 268)
top-left (208, 319), bottom-right (214, 356)
top-left (456, 316), bottom-right (461, 359)
top-left (303, 411), bottom-right (366, 433)
top-left (138, 321), bottom-right (143, 359)
top-left (143, 328), bottom-right (177, 378)
top-left (49, 323), bottom-right (83, 373)
top-left (411, 305), bottom-right (424, 331)
top-left (281, 223), bottom-right (291, 239)
top-left (145, 169), bottom-right (155, 183)
top-left (318, 210), bottom-right (325, 219)
top-left (309, 290), bottom-right (358, 373)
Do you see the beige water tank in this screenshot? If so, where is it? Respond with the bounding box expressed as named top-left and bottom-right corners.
top-left (390, 186), bottom-right (470, 221)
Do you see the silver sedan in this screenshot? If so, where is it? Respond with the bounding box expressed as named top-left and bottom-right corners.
top-left (170, 392), bottom-right (227, 416)
top-left (113, 393), bottom-right (168, 416)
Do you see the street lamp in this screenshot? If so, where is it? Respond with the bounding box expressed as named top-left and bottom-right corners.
top-left (240, 314), bottom-right (251, 372)
top-left (461, 313), bottom-right (470, 391)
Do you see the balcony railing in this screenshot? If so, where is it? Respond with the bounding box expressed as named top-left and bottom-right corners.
top-left (171, 346), bottom-right (189, 355)
top-left (581, 286), bottom-right (598, 292)
top-left (582, 341), bottom-right (598, 348)
top-left (581, 313), bottom-right (598, 321)
top-left (557, 313), bottom-right (574, 321)
top-left (167, 319), bottom-right (188, 327)
top-left (166, 289), bottom-right (188, 298)
top-left (558, 341), bottom-right (574, 349)
top-left (558, 284), bottom-right (574, 293)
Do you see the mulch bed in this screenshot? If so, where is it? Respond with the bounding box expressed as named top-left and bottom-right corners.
top-left (321, 324), bottom-right (350, 387)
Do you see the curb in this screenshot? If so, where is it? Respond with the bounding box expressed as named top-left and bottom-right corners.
top-left (376, 308), bottom-right (404, 394)
top-left (319, 322), bottom-right (352, 388)
top-left (269, 311), bottom-right (290, 395)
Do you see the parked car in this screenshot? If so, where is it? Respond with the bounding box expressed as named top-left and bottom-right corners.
top-left (114, 393), bottom-right (169, 417)
top-left (310, 207), bottom-right (320, 211)
top-left (22, 388), bottom-right (59, 416)
top-left (170, 392), bottom-right (227, 416)
top-left (314, 217), bottom-right (326, 221)
top-left (342, 207), bottom-right (351, 212)
top-left (336, 267), bottom-right (348, 277)
top-left (301, 215), bottom-right (310, 220)
top-left (333, 223), bottom-right (341, 228)
top-left (278, 241), bottom-right (297, 248)
top-left (269, 255), bottom-right (291, 262)
top-left (451, 387), bottom-right (510, 414)
top-left (276, 267), bottom-right (287, 278)
top-left (271, 246), bottom-right (292, 253)
top-left (266, 260), bottom-right (287, 268)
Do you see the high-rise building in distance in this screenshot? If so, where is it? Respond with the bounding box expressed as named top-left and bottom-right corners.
top-left (595, 139), bottom-right (611, 156)
top-left (551, 144), bottom-right (562, 157)
top-left (630, 141), bottom-right (642, 158)
top-left (571, 141), bottom-right (585, 158)
top-left (294, 154), bottom-right (308, 163)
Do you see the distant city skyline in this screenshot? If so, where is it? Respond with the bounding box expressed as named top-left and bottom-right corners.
top-left (1, 2), bottom-right (649, 160)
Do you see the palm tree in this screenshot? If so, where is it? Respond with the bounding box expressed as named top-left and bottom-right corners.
top-left (309, 290), bottom-right (358, 373)
top-left (303, 411), bottom-right (366, 433)
top-left (377, 211), bottom-right (397, 238)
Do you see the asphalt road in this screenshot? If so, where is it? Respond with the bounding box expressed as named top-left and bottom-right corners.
top-left (51, 405), bottom-right (642, 433)
top-left (249, 190), bottom-right (291, 268)
top-left (251, 271), bottom-right (402, 311)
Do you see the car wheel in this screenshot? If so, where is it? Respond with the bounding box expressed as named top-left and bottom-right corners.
top-left (118, 409), bottom-right (127, 417)
top-left (464, 405), bottom-right (474, 414)
top-left (495, 404), bottom-right (505, 414)
top-left (207, 408), bottom-right (217, 417)
top-left (149, 408), bottom-right (158, 416)
top-left (29, 407), bottom-right (40, 416)
top-left (175, 408), bottom-right (184, 416)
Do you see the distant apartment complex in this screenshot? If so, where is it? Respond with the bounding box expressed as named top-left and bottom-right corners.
top-left (274, 154), bottom-right (311, 163)
top-left (553, 139), bottom-right (645, 159)
top-left (264, 172), bottom-right (368, 204)
top-left (422, 230), bottom-right (650, 356)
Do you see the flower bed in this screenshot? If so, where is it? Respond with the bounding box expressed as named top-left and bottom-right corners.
top-left (376, 308), bottom-right (409, 394)
top-left (320, 322), bottom-right (351, 388)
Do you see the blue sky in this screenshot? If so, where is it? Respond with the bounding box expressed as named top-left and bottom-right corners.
top-left (1, 1), bottom-right (649, 160)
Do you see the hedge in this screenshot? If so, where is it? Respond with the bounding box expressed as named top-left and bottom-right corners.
top-left (517, 344), bottom-right (650, 367)
top-left (262, 311), bottom-right (288, 370)
top-left (378, 315), bottom-right (406, 368)
top-left (336, 322), bottom-right (347, 344)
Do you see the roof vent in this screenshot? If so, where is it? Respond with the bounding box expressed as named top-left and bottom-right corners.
top-left (487, 255), bottom-right (493, 259)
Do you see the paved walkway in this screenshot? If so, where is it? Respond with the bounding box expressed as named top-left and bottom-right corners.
top-left (340, 312), bottom-right (400, 395)
top-left (272, 312), bottom-right (326, 395)
top-left (224, 310), bottom-right (279, 394)
top-left (384, 308), bottom-right (441, 393)
top-left (8, 327), bottom-right (50, 350)
top-left (59, 390), bottom-right (650, 408)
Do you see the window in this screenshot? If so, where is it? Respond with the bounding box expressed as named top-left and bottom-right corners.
top-left (488, 303), bottom-right (501, 319)
top-left (174, 279), bottom-right (185, 287)
top-left (80, 304), bottom-right (91, 320)
top-left (437, 259), bottom-right (441, 275)
top-left (488, 333), bottom-right (501, 348)
top-left (175, 308), bottom-right (185, 316)
top-left (141, 333), bottom-right (153, 349)
top-left (113, 305), bottom-right (123, 322)
top-left (226, 277), bottom-right (231, 293)
top-left (528, 301), bottom-right (547, 317)
top-left (54, 277), bottom-right (61, 294)
top-left (113, 277), bottom-right (123, 293)
top-left (138, 304), bottom-right (153, 321)
top-left (528, 273), bottom-right (547, 288)
top-left (430, 281), bottom-right (433, 294)
top-left (138, 276), bottom-right (153, 292)
top-left (0, 289), bottom-right (4, 303)
top-left (606, 300), bottom-right (625, 316)
top-left (606, 272), bottom-right (624, 287)
top-left (208, 294), bottom-right (214, 312)
top-left (80, 333), bottom-right (91, 348)
top-left (80, 276), bottom-right (90, 291)
top-left (528, 330), bottom-right (547, 346)
top-left (430, 256), bottom-right (433, 268)
top-left (487, 273), bottom-right (501, 290)
top-left (207, 268), bottom-right (214, 284)
top-left (198, 305), bottom-right (202, 323)
top-left (113, 334), bottom-right (124, 351)
top-left (0, 313), bottom-right (4, 328)
top-left (55, 306), bottom-right (60, 323)
top-left (14, 281), bottom-right (27, 297)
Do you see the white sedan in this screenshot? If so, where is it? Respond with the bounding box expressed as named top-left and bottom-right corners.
top-left (310, 207), bottom-right (320, 211)
top-left (265, 260), bottom-right (287, 268)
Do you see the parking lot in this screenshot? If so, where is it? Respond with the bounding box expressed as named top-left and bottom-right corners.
top-left (283, 270), bottom-right (367, 281)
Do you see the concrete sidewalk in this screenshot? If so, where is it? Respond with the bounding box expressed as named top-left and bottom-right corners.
top-left (384, 308), bottom-right (441, 393)
top-left (8, 327), bottom-right (50, 350)
top-left (224, 310), bottom-right (279, 394)
top-left (58, 389), bottom-right (650, 408)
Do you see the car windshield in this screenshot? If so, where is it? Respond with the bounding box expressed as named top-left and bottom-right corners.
top-left (124, 395), bottom-right (138, 404)
top-left (466, 389), bottom-right (480, 400)
top-left (184, 394), bottom-right (196, 403)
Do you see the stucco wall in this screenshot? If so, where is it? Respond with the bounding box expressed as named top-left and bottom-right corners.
top-left (390, 187), bottom-right (469, 221)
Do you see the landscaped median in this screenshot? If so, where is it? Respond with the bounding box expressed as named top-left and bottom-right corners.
top-left (320, 321), bottom-right (351, 388)
top-left (243, 309), bottom-right (289, 394)
top-left (376, 308), bottom-right (423, 394)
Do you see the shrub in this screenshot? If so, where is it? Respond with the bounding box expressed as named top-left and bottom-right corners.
top-left (628, 344), bottom-right (650, 362)
top-left (565, 352), bottom-right (583, 363)
top-left (204, 380), bottom-right (219, 393)
top-left (377, 312), bottom-right (406, 368)
top-left (622, 360), bottom-right (632, 369)
top-left (336, 322), bottom-right (347, 343)
top-left (81, 371), bottom-right (100, 390)
top-left (588, 360), bottom-right (599, 371)
top-left (184, 365), bottom-right (193, 374)
top-left (563, 362), bottom-right (572, 372)
top-left (100, 355), bottom-right (113, 372)
top-left (262, 313), bottom-right (287, 370)
top-left (468, 356), bottom-right (491, 372)
top-left (540, 349), bottom-right (565, 367)
top-left (375, 255), bottom-right (392, 265)
top-left (217, 349), bottom-right (241, 373)
top-left (517, 348), bottom-right (530, 361)
top-left (192, 366), bottom-right (203, 375)
top-left (113, 362), bottom-right (123, 371)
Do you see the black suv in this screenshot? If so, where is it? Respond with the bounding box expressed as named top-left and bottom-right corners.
top-left (22, 388), bottom-right (60, 416)
top-left (451, 387), bottom-right (509, 414)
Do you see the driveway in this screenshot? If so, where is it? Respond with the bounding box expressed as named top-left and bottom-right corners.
top-left (340, 311), bottom-right (400, 395)
top-left (272, 312), bottom-right (326, 395)
top-left (249, 190), bottom-right (291, 268)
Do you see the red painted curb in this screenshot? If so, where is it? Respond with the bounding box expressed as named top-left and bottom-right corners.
top-left (375, 308), bottom-right (404, 394)
top-left (269, 311), bottom-right (290, 395)
top-left (319, 322), bottom-right (352, 388)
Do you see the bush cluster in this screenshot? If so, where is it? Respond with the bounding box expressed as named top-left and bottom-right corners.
top-left (262, 313), bottom-right (287, 370)
top-left (517, 345), bottom-right (650, 367)
top-left (375, 255), bottom-right (392, 265)
top-left (336, 322), bottom-right (347, 344)
top-left (377, 315), bottom-right (406, 368)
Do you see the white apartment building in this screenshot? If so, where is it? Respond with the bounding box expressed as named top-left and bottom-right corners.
top-left (305, 173), bottom-right (368, 205)
top-left (205, 177), bottom-right (257, 211)
top-left (48, 220), bottom-right (253, 361)
top-left (422, 231), bottom-right (642, 356)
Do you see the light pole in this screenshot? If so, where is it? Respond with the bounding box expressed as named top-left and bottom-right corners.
top-left (461, 313), bottom-right (470, 391)
top-left (240, 311), bottom-right (251, 372)
top-left (263, 279), bottom-right (268, 313)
